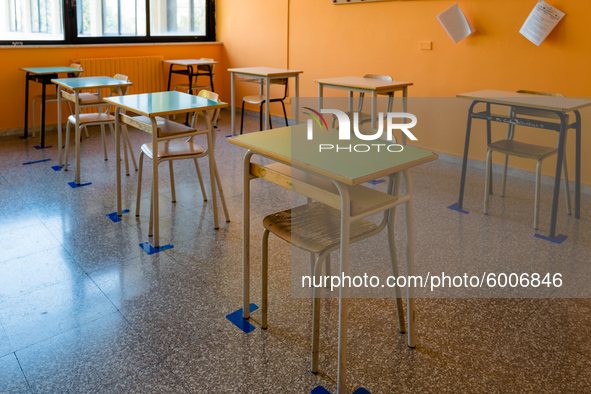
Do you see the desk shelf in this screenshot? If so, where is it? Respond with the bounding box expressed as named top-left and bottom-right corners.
top-left (251, 162), bottom-right (397, 217)
top-left (121, 115), bottom-right (196, 139)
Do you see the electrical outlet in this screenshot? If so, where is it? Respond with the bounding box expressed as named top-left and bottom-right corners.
top-left (420, 41), bottom-right (433, 50)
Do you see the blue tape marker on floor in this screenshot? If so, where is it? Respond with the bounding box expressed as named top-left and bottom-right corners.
top-left (367, 179), bottom-right (385, 185)
top-left (51, 164), bottom-right (69, 171)
top-left (68, 181), bottom-right (92, 188)
top-left (23, 159), bottom-right (51, 165)
top-left (353, 388), bottom-right (371, 394)
top-left (34, 145), bottom-right (52, 150)
top-left (311, 387), bottom-right (331, 394)
top-left (106, 210), bottom-right (130, 223)
top-left (447, 202), bottom-right (469, 214)
top-left (534, 233), bottom-right (567, 244)
top-left (139, 242), bottom-right (174, 255)
top-left (226, 135), bottom-right (232, 138)
top-left (226, 304), bottom-right (259, 333)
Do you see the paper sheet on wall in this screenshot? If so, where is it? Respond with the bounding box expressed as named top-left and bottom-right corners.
top-left (520, 1), bottom-right (565, 46)
top-left (437, 4), bottom-right (475, 44)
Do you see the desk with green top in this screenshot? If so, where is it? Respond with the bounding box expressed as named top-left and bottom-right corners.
top-left (21, 66), bottom-right (83, 148)
top-left (104, 91), bottom-right (228, 249)
top-left (229, 124), bottom-right (437, 394)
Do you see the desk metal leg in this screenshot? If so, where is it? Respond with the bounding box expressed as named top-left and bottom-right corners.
top-left (403, 169), bottom-right (416, 347)
top-left (486, 103), bottom-right (492, 195)
top-left (402, 87), bottom-right (408, 145)
top-left (371, 91), bottom-right (377, 129)
top-left (57, 88), bottom-right (62, 167)
top-left (549, 115), bottom-right (568, 239)
top-left (40, 80), bottom-right (48, 148)
top-left (458, 101), bottom-right (477, 209)
top-left (23, 73), bottom-right (30, 139)
top-left (74, 92), bottom-right (81, 185)
top-left (318, 84), bottom-right (324, 112)
top-left (231, 72), bottom-right (236, 136)
top-left (333, 181), bottom-right (351, 394)
top-left (167, 64), bottom-right (174, 91)
top-left (295, 74), bottom-right (299, 126)
top-left (206, 115), bottom-right (219, 229)
top-left (185, 66), bottom-right (193, 125)
top-left (575, 110), bottom-right (581, 219)
top-left (115, 108), bottom-right (122, 216)
top-left (265, 76), bottom-right (270, 130)
top-left (243, 150), bottom-right (254, 319)
top-left (150, 117), bottom-right (160, 248)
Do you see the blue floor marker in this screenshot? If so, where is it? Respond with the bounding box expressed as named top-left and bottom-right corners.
top-left (34, 145), bottom-right (52, 150)
top-left (367, 179), bottom-right (386, 185)
top-left (448, 202), bottom-right (469, 214)
top-left (226, 303), bottom-right (259, 333)
top-left (312, 386), bottom-right (370, 394)
top-left (534, 233), bottom-right (567, 244)
top-left (106, 210), bottom-right (130, 223)
top-left (226, 134), bottom-right (232, 138)
top-left (139, 242), bottom-right (174, 255)
top-left (23, 159), bottom-right (51, 165)
top-left (51, 164), bottom-right (69, 171)
top-left (68, 181), bottom-right (92, 188)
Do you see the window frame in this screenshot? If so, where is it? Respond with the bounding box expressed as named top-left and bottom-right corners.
top-left (1, 0), bottom-right (216, 46)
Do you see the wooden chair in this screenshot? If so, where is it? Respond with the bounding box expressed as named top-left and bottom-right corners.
top-left (484, 90), bottom-right (571, 230)
top-left (331, 74), bottom-right (395, 129)
top-left (32, 63), bottom-right (86, 139)
top-left (135, 90), bottom-right (230, 231)
top-left (260, 148), bottom-right (405, 374)
top-left (240, 78), bottom-right (289, 134)
top-left (64, 74), bottom-right (137, 174)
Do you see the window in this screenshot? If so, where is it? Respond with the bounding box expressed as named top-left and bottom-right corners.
top-left (0, 0), bottom-right (214, 44)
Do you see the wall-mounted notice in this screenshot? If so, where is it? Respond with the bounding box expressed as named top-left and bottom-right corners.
top-left (520, 1), bottom-right (565, 46)
top-left (437, 4), bottom-right (475, 44)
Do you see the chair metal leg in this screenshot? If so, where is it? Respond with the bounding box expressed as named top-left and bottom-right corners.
top-left (563, 153), bottom-right (572, 215)
top-left (484, 149), bottom-right (492, 215)
top-left (534, 160), bottom-right (543, 230)
top-left (259, 103), bottom-right (263, 131)
top-left (124, 125), bottom-right (138, 171)
top-left (214, 160), bottom-right (231, 222)
top-left (101, 125), bottom-right (108, 161)
top-left (136, 152), bottom-right (144, 217)
top-left (83, 125), bottom-right (89, 138)
top-left (308, 252), bottom-right (316, 277)
top-left (324, 253), bottom-right (331, 279)
top-left (387, 182), bottom-right (406, 333)
top-left (149, 177), bottom-right (154, 237)
top-left (261, 228), bottom-right (270, 329)
top-left (240, 101), bottom-right (246, 135)
top-left (311, 250), bottom-right (329, 374)
top-left (193, 158), bottom-right (207, 201)
top-left (501, 154), bottom-right (509, 197)
top-left (281, 101), bottom-right (288, 126)
top-left (64, 122), bottom-right (71, 171)
top-left (169, 161), bottom-right (176, 203)
top-left (122, 126), bottom-right (130, 176)
top-left (32, 99), bottom-right (37, 138)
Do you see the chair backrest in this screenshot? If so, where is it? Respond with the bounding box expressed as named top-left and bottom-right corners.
top-left (358, 74), bottom-right (393, 112)
top-left (197, 89), bottom-right (218, 101)
top-left (197, 58), bottom-right (215, 72)
top-left (110, 74), bottom-right (130, 95)
top-left (513, 90), bottom-right (564, 120)
top-left (67, 63), bottom-right (83, 78)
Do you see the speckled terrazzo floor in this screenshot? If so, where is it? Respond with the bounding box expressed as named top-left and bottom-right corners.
top-left (1, 109), bottom-right (590, 393)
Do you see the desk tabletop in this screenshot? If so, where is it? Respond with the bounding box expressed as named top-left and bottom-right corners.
top-left (164, 59), bottom-right (218, 66)
top-left (228, 67), bottom-right (303, 77)
top-left (103, 91), bottom-right (227, 117)
top-left (21, 66), bottom-right (82, 75)
top-left (229, 124), bottom-right (437, 186)
top-left (315, 77), bottom-right (413, 92)
top-left (52, 76), bottom-right (132, 90)
top-left (457, 90), bottom-right (591, 112)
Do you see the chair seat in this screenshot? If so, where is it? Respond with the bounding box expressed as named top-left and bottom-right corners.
top-left (243, 95), bottom-right (268, 105)
top-left (488, 139), bottom-right (557, 160)
top-left (68, 113), bottom-right (115, 125)
top-left (263, 202), bottom-right (378, 254)
top-left (175, 84), bottom-right (211, 92)
top-left (141, 141), bottom-right (205, 160)
top-left (33, 94), bottom-right (58, 102)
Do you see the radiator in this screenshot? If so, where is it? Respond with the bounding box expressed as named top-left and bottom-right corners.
top-left (79, 56), bottom-right (163, 95)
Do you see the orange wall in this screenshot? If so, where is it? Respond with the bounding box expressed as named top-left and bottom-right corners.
top-left (217, 0), bottom-right (591, 184)
top-left (0, 43), bottom-right (224, 130)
